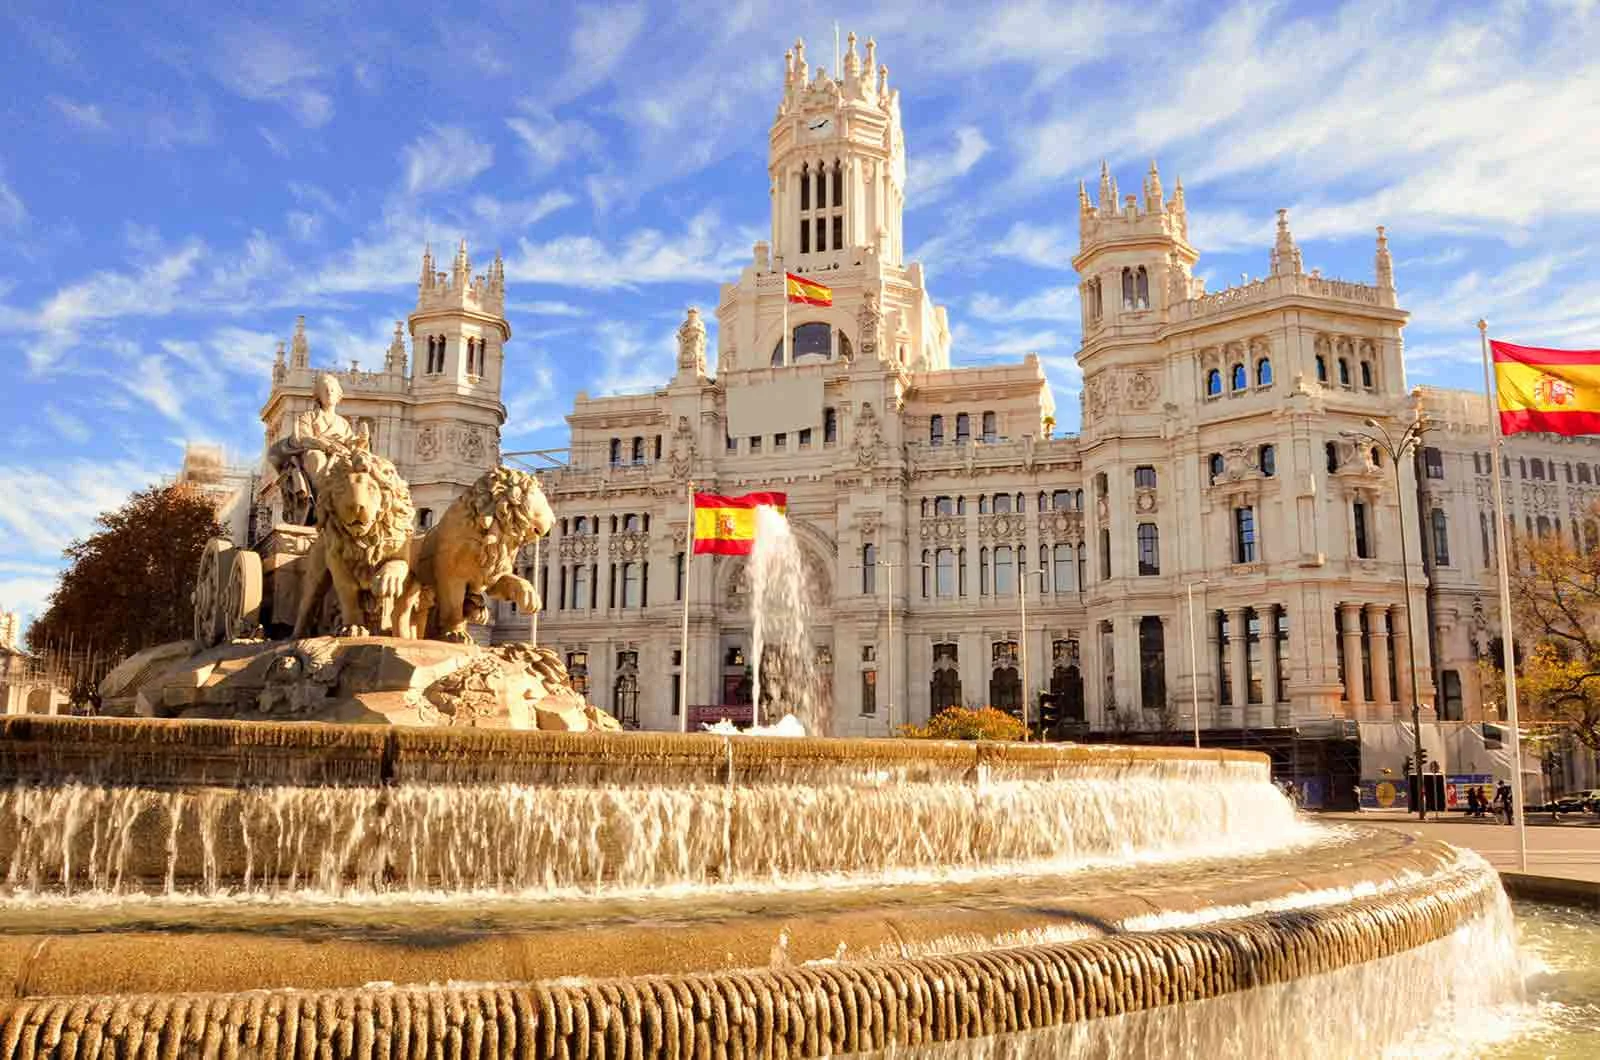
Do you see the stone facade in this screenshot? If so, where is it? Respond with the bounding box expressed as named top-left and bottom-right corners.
top-left (253, 241), bottom-right (508, 537)
top-left (527, 35), bottom-right (1440, 745)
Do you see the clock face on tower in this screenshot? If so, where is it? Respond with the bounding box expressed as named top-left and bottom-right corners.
top-left (804, 116), bottom-right (832, 140)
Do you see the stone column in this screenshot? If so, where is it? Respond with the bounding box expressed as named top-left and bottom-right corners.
top-left (1340, 602), bottom-right (1366, 718)
top-left (1366, 603), bottom-right (1392, 711)
top-left (1391, 604), bottom-right (1414, 722)
top-left (1228, 606), bottom-right (1250, 725)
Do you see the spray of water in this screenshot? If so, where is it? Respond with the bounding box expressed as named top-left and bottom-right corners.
top-left (747, 505), bottom-right (824, 733)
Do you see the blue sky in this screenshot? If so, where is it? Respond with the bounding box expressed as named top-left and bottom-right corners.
top-left (2, 0), bottom-right (1597, 623)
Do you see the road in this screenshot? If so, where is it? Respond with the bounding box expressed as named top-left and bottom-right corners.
top-left (1322, 809), bottom-right (1600, 882)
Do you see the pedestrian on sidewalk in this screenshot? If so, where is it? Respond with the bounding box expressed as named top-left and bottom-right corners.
top-left (1352, 782), bottom-right (1362, 812)
top-left (1466, 786), bottom-right (1480, 818)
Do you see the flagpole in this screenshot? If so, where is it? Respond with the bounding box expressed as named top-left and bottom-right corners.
top-left (783, 275), bottom-right (791, 367)
top-left (1479, 319), bottom-right (1528, 872)
top-left (680, 480), bottom-right (695, 734)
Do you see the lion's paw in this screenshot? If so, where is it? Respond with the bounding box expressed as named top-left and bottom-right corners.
top-left (438, 629), bottom-right (472, 644)
top-left (338, 625), bottom-right (371, 638)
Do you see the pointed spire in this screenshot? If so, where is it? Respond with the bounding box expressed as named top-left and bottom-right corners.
top-left (1172, 175), bottom-right (1185, 212)
top-left (273, 340), bottom-right (286, 367)
top-left (877, 63), bottom-right (888, 95)
top-left (1375, 225), bottom-right (1394, 290)
top-left (453, 237), bottom-right (471, 280)
top-left (1271, 208), bottom-right (1302, 276)
top-left (865, 37), bottom-right (876, 78)
top-left (1098, 161), bottom-right (1112, 215)
top-left (419, 244), bottom-right (435, 292)
top-left (1110, 174), bottom-right (1120, 212)
top-left (290, 315), bottom-right (309, 369)
top-left (387, 321), bottom-right (406, 374)
top-left (1145, 160), bottom-right (1163, 214)
top-left (1078, 179), bottom-right (1090, 213)
top-left (795, 38), bottom-right (808, 84)
top-left (846, 31), bottom-right (859, 77)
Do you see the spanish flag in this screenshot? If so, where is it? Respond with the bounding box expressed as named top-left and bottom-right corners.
top-left (785, 272), bottom-right (832, 307)
top-left (692, 492), bottom-right (789, 555)
top-left (1491, 340), bottom-right (1600, 437)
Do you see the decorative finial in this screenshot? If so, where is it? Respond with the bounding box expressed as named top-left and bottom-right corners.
top-left (1271, 208), bottom-right (1302, 276)
top-left (1375, 225), bottom-right (1394, 290)
top-left (1146, 160), bottom-right (1163, 213)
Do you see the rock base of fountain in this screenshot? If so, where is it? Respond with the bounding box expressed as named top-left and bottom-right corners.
top-left (98, 637), bottom-right (620, 732)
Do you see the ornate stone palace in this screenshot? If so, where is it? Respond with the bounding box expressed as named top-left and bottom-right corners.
top-left (238, 34), bottom-right (1600, 794)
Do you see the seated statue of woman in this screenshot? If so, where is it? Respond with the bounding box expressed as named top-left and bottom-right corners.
top-left (267, 373), bottom-right (364, 525)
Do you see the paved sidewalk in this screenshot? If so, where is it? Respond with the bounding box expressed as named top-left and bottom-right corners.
top-left (1321, 810), bottom-right (1600, 883)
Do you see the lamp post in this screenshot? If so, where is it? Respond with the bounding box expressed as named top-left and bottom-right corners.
top-left (1186, 579), bottom-right (1209, 750)
top-left (852, 556), bottom-right (900, 736)
top-left (1342, 413), bottom-right (1432, 820)
top-left (1016, 560), bottom-right (1049, 740)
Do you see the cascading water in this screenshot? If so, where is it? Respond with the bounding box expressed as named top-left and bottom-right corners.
top-left (747, 504), bottom-right (824, 732)
top-left (0, 760), bottom-right (1309, 902)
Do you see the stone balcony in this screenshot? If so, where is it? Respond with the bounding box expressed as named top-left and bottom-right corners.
top-left (1171, 271), bottom-right (1395, 324)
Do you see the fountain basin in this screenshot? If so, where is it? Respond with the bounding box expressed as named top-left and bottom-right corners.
top-left (0, 717), bottom-right (1519, 1057)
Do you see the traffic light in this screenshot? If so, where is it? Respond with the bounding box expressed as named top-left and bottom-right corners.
top-left (1402, 755), bottom-right (1413, 776)
top-left (1416, 747), bottom-right (1429, 773)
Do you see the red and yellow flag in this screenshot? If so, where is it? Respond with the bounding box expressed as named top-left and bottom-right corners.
top-left (785, 272), bottom-right (832, 307)
top-left (1491, 341), bottom-right (1600, 436)
top-left (692, 492), bottom-right (789, 555)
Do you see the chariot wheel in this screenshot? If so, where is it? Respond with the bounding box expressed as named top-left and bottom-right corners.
top-left (223, 549), bottom-right (263, 642)
top-left (192, 538), bottom-right (234, 647)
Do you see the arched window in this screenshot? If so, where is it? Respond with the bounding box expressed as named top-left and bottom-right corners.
top-left (1360, 361), bottom-right (1374, 388)
top-left (1078, 543), bottom-right (1088, 591)
top-left (981, 411), bottom-right (997, 442)
top-left (417, 508), bottom-right (434, 530)
top-left (936, 548), bottom-right (955, 597)
top-left (931, 642), bottom-right (962, 712)
top-left (1231, 363), bottom-right (1247, 390)
top-left (832, 160), bottom-right (843, 207)
top-left (1326, 441), bottom-right (1340, 473)
top-left (1134, 465), bottom-right (1157, 489)
top-left (935, 495), bottom-right (954, 516)
top-left (1257, 358), bottom-right (1273, 386)
top-left (815, 166), bottom-right (826, 208)
top-left (1315, 355), bottom-right (1328, 382)
top-left (1208, 453), bottom-right (1224, 481)
top-left (1260, 444), bottom-right (1276, 477)
top-left (979, 495), bottom-right (991, 515)
top-left (1531, 459), bottom-right (1546, 481)
top-left (862, 544), bottom-right (877, 593)
top-left (994, 545), bottom-right (1015, 595)
top-left (955, 413), bottom-right (971, 444)
top-left (957, 496), bottom-right (967, 515)
top-left (572, 564), bottom-right (591, 610)
top-left (465, 338), bottom-right (475, 375)
top-left (609, 438), bottom-right (622, 466)
top-left (800, 162), bottom-right (811, 210)
top-left (1054, 543), bottom-right (1073, 592)
top-left (994, 493), bottom-right (1012, 514)
top-left (1134, 266), bottom-right (1149, 309)
top-left (612, 652), bottom-right (639, 728)
top-left (1206, 369), bottom-right (1222, 397)
top-left (1122, 268), bottom-right (1135, 310)
top-left (980, 547), bottom-right (991, 594)
top-left (1137, 523), bottom-right (1160, 576)
top-left (930, 415), bottom-right (945, 446)
top-left (1338, 359), bottom-right (1351, 386)
top-left (824, 407), bottom-right (838, 444)
top-left (990, 641), bottom-right (1021, 715)
top-left (631, 437), bottom-right (644, 464)
top-left (920, 549), bottom-right (931, 598)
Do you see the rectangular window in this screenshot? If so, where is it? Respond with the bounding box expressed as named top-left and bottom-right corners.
top-left (1054, 543), bottom-right (1073, 592)
top-left (726, 434), bottom-right (737, 453)
top-left (1431, 509), bottom-right (1451, 567)
top-left (994, 545), bottom-right (1015, 595)
top-left (750, 436), bottom-right (762, 453)
top-left (675, 552), bottom-right (685, 601)
top-left (815, 217), bottom-right (826, 252)
top-left (1134, 465), bottom-right (1157, 489)
top-left (981, 411), bottom-right (998, 443)
top-left (861, 669), bottom-right (877, 715)
top-left (861, 645), bottom-right (876, 662)
top-left (1441, 670), bottom-right (1463, 721)
top-left (799, 220), bottom-right (810, 254)
top-left (1217, 611), bottom-right (1232, 706)
top-left (1246, 609), bottom-right (1263, 704)
top-left (622, 562), bottom-right (641, 608)
top-left (1353, 502), bottom-right (1372, 559)
top-left (1235, 507), bottom-right (1257, 564)
top-left (824, 408), bottom-right (838, 445)
top-left (1137, 523), bottom-right (1160, 576)
top-left (798, 428), bottom-right (812, 448)
top-left (832, 214), bottom-right (842, 251)
top-left (1274, 608), bottom-right (1289, 703)
top-left (1480, 512), bottom-right (1493, 568)
top-left (567, 651), bottom-right (590, 697)
top-left (936, 548), bottom-right (955, 597)
top-left (955, 413), bottom-right (971, 445)
top-left (774, 432), bottom-right (787, 450)
top-left (1423, 447), bottom-right (1444, 479)
top-left (1100, 528), bottom-right (1111, 580)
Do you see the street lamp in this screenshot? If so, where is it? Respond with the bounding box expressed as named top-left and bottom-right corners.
top-left (851, 555), bottom-right (900, 736)
top-left (1342, 412), bottom-right (1432, 820)
top-left (1186, 578), bottom-right (1209, 750)
top-left (1016, 560), bottom-right (1049, 740)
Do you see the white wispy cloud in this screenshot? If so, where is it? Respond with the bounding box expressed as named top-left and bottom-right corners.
top-left (469, 191), bottom-right (575, 231)
top-left (213, 21), bottom-right (334, 127)
top-left (49, 95), bottom-right (108, 131)
top-left (908, 126), bottom-right (990, 204)
top-left (0, 173), bottom-right (23, 229)
top-left (402, 125), bottom-right (495, 196)
top-left (588, 319), bottom-right (675, 396)
top-left (991, 222), bottom-right (1076, 269)
top-left (286, 210), bottom-right (321, 241)
top-left (506, 111), bottom-right (600, 173)
top-left (558, 3), bottom-right (648, 103)
top-left (0, 459), bottom-right (165, 556)
top-left (506, 210), bottom-right (754, 290)
top-left (22, 242), bottom-right (206, 370)
top-left (970, 286), bottom-right (1079, 323)
top-left (41, 404), bottom-right (91, 444)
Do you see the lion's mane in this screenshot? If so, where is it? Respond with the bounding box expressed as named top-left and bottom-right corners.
top-left (316, 448), bottom-right (415, 584)
top-left (459, 466), bottom-right (549, 576)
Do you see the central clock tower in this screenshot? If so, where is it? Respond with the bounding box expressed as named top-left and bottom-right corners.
top-left (770, 34), bottom-right (906, 267)
top-left (714, 33), bottom-right (948, 374)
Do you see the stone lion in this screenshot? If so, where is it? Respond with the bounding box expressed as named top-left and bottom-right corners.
top-left (397, 467), bottom-right (554, 642)
top-left (293, 443), bottom-right (415, 638)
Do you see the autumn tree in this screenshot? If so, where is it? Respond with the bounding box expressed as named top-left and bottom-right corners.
top-left (1499, 512), bottom-right (1600, 749)
top-left (901, 706), bottom-right (1027, 741)
top-left (26, 483), bottom-right (224, 672)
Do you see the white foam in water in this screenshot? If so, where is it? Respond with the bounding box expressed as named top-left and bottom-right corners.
top-left (747, 504), bottom-right (825, 732)
top-left (0, 766), bottom-right (1315, 905)
top-left (701, 713), bottom-right (807, 737)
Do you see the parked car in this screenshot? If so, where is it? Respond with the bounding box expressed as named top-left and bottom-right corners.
top-left (1553, 789), bottom-right (1600, 813)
